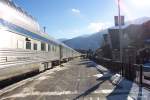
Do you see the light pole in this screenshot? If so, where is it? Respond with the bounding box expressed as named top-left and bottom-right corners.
top-left (118, 0), bottom-right (123, 62)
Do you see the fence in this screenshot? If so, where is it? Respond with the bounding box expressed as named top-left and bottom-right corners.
top-left (94, 58), bottom-right (149, 89)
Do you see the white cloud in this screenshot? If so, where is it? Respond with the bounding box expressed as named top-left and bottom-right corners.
top-left (71, 8), bottom-right (81, 15)
top-left (56, 22), bottom-right (112, 39)
top-left (131, 0), bottom-right (150, 7)
top-left (87, 22), bottom-right (112, 33)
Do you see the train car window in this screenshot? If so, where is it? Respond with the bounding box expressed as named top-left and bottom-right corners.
top-left (56, 44), bottom-right (58, 51)
top-left (55, 46), bottom-right (57, 52)
top-left (41, 43), bottom-right (46, 51)
top-left (26, 42), bottom-right (31, 50)
top-left (52, 45), bottom-right (55, 52)
top-left (54, 46), bottom-right (56, 52)
top-left (48, 44), bottom-right (51, 51)
top-left (33, 43), bottom-right (37, 50)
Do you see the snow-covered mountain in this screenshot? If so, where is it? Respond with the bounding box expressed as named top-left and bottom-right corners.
top-left (63, 30), bottom-right (108, 50)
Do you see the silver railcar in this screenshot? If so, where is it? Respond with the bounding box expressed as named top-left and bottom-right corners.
top-left (0, 0), bottom-right (81, 81)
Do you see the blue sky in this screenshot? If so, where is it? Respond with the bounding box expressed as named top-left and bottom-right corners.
top-left (13, 0), bottom-right (150, 39)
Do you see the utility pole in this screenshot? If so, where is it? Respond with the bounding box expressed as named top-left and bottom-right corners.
top-left (118, 0), bottom-right (123, 62)
top-left (43, 26), bottom-right (46, 33)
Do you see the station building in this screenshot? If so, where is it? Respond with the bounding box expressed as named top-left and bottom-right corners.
top-left (108, 18), bottom-right (150, 64)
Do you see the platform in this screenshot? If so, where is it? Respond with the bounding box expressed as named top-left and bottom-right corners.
top-left (0, 59), bottom-right (149, 100)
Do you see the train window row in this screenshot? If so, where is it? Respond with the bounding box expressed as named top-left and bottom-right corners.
top-left (25, 38), bottom-right (58, 52)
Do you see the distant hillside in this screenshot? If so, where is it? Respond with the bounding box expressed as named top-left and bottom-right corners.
top-left (63, 30), bottom-right (108, 50)
top-left (63, 17), bottom-right (150, 51)
top-left (58, 38), bottom-right (68, 42)
top-left (128, 17), bottom-right (150, 25)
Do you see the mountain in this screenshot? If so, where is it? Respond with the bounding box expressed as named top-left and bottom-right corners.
top-left (58, 38), bottom-right (68, 42)
top-left (63, 30), bottom-right (108, 51)
top-left (63, 17), bottom-right (150, 51)
top-left (128, 17), bottom-right (150, 25)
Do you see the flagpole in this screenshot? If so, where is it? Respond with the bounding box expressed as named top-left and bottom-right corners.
top-left (118, 0), bottom-right (122, 62)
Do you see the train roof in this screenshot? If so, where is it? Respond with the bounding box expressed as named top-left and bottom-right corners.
top-left (34, 31), bottom-right (76, 51)
top-left (39, 31), bottom-right (76, 51)
top-left (1, 0), bottom-right (37, 22)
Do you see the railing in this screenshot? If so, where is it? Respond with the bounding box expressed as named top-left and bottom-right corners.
top-left (94, 57), bottom-right (150, 90)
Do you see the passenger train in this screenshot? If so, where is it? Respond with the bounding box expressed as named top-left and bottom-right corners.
top-left (0, 0), bottom-right (81, 81)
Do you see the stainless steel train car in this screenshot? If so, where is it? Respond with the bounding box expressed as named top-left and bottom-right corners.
top-left (0, 0), bottom-right (81, 81)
